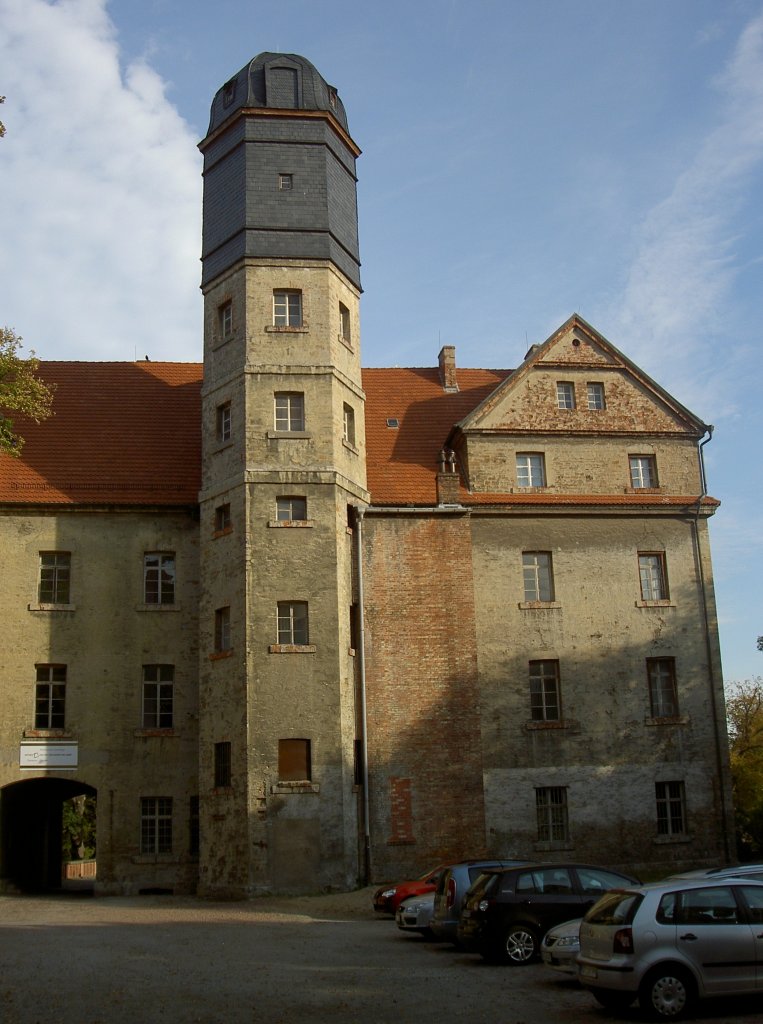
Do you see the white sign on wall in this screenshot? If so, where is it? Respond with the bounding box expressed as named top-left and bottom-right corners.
top-left (19, 741), bottom-right (79, 769)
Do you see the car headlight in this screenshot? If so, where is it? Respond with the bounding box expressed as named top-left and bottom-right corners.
top-left (381, 888), bottom-right (397, 898)
top-left (555, 936), bottom-right (580, 948)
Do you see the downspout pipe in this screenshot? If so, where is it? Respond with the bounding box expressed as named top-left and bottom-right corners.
top-left (354, 506), bottom-right (371, 884)
top-left (693, 425), bottom-right (732, 861)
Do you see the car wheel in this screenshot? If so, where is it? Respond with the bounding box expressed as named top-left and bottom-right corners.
top-left (590, 988), bottom-right (636, 1010)
top-left (639, 966), bottom-right (695, 1020)
top-left (499, 924), bottom-right (539, 964)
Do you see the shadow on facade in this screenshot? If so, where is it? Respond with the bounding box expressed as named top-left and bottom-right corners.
top-left (1, 777), bottom-right (96, 892)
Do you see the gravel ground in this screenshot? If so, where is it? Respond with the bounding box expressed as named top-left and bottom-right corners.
top-left (1, 890), bottom-right (762, 1024)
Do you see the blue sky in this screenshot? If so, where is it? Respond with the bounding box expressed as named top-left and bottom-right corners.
top-left (1, 0), bottom-right (761, 685)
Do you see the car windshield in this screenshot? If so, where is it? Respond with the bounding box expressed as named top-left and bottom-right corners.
top-left (585, 890), bottom-right (642, 925)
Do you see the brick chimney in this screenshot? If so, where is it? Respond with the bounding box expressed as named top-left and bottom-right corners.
top-left (438, 345), bottom-right (458, 392)
top-left (436, 448), bottom-right (461, 504)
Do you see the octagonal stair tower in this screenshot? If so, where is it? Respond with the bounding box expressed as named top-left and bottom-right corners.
top-left (197, 53), bottom-right (368, 895)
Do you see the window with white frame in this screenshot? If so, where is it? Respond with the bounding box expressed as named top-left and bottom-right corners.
top-left (522, 551), bottom-right (554, 602)
top-left (639, 552), bottom-right (668, 601)
top-left (142, 664), bottom-right (174, 729)
top-left (339, 302), bottom-right (351, 343)
top-left (536, 786), bottom-right (569, 843)
top-left (140, 796), bottom-right (173, 854)
top-left (38, 551), bottom-right (71, 604)
top-left (218, 300), bottom-right (233, 340)
top-left (655, 780), bottom-right (686, 836)
top-left (587, 382), bottom-right (605, 410)
top-left (343, 403), bottom-right (356, 446)
top-left (273, 290), bottom-right (302, 327)
top-left (516, 452), bottom-right (546, 488)
top-left (143, 553), bottom-right (175, 605)
top-left (216, 402), bottom-right (231, 443)
top-left (278, 173), bottom-right (293, 191)
top-left (529, 660), bottom-right (561, 721)
top-left (215, 606), bottom-right (231, 653)
top-left (35, 664), bottom-right (66, 729)
top-left (556, 381), bottom-right (575, 409)
top-left (647, 657), bottom-right (679, 718)
top-left (274, 392), bottom-right (305, 432)
top-left (276, 496), bottom-right (307, 522)
top-left (278, 738), bottom-right (312, 781)
top-left (629, 455), bottom-right (657, 488)
top-left (277, 601), bottom-right (309, 645)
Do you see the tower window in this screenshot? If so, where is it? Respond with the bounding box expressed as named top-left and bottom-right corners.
top-left (278, 174), bottom-right (293, 191)
top-left (273, 290), bottom-right (302, 327)
top-left (277, 601), bottom-right (309, 645)
top-left (343, 403), bottom-right (356, 446)
top-left (35, 664), bottom-right (66, 729)
top-left (216, 402), bottom-right (232, 443)
top-left (218, 300), bottom-right (233, 340)
top-left (276, 496), bottom-right (307, 522)
top-left (339, 302), bottom-right (351, 343)
top-left (278, 738), bottom-right (311, 781)
top-left (215, 607), bottom-right (231, 653)
top-left (274, 392), bottom-right (305, 432)
top-left (214, 741), bottom-right (232, 788)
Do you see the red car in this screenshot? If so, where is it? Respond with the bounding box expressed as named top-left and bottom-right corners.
top-left (373, 865), bottom-right (447, 915)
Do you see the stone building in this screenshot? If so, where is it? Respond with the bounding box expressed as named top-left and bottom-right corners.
top-left (0, 53), bottom-right (732, 895)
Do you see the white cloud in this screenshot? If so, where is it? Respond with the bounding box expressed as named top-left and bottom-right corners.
top-left (604, 13), bottom-right (763, 409)
top-left (0, 0), bottom-right (201, 362)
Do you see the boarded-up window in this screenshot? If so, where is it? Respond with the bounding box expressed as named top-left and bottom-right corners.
top-left (279, 738), bottom-right (311, 781)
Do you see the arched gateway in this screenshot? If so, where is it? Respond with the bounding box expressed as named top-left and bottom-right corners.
top-left (1, 777), bottom-right (96, 892)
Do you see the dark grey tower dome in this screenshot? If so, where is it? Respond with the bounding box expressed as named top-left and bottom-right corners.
top-left (207, 52), bottom-right (350, 135)
top-left (200, 52), bottom-right (361, 290)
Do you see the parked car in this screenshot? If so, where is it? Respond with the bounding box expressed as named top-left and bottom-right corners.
top-left (577, 876), bottom-right (763, 1019)
top-left (458, 862), bottom-right (639, 964)
top-left (667, 862), bottom-right (763, 882)
top-left (431, 859), bottom-right (533, 944)
top-left (372, 864), bottom-right (446, 915)
top-left (540, 917), bottom-right (581, 974)
top-left (395, 891), bottom-right (436, 936)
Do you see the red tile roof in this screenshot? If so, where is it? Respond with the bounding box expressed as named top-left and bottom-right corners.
top-left (0, 362), bottom-right (202, 505)
top-left (0, 361), bottom-right (718, 511)
top-left (362, 366), bottom-right (509, 504)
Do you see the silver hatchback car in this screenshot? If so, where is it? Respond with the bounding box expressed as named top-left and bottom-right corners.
top-left (577, 876), bottom-right (763, 1019)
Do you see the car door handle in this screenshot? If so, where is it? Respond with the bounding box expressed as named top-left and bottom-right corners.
top-left (679, 933), bottom-right (698, 941)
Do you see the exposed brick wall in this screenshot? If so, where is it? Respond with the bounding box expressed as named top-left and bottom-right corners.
top-left (362, 514), bottom-right (486, 880)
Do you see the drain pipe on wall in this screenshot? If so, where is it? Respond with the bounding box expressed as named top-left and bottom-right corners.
top-left (354, 506), bottom-right (372, 884)
top-left (693, 425), bottom-right (732, 861)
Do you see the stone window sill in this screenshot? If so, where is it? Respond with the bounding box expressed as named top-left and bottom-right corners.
top-left (24, 729), bottom-right (73, 739)
top-left (624, 486), bottom-right (663, 494)
top-left (132, 854), bottom-right (180, 864)
top-left (213, 527), bottom-right (233, 539)
top-left (645, 715), bottom-right (689, 727)
top-left (267, 430), bottom-right (312, 440)
top-left (338, 334), bottom-right (353, 351)
top-left (213, 440), bottom-right (234, 454)
top-left (28, 603), bottom-right (77, 612)
top-left (268, 520), bottom-right (314, 528)
top-left (533, 840), bottom-right (574, 853)
top-left (268, 644), bottom-right (316, 654)
top-left (265, 325), bottom-right (309, 334)
top-left (134, 728), bottom-right (175, 738)
top-left (524, 719), bottom-right (570, 731)
top-left (136, 604), bottom-right (180, 612)
top-left (209, 649), bottom-right (233, 661)
top-left (518, 601), bottom-right (561, 610)
top-left (342, 439), bottom-right (359, 456)
top-left (636, 600), bottom-right (675, 608)
top-left (271, 781), bottom-right (319, 794)
top-left (653, 834), bottom-right (692, 845)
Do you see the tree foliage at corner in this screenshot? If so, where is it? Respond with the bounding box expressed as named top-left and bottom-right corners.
top-left (726, 677), bottom-right (763, 858)
top-left (0, 327), bottom-right (55, 456)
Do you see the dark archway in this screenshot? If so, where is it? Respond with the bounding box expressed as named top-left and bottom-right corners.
top-left (1, 777), bottom-right (97, 892)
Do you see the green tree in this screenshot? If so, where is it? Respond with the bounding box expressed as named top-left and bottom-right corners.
top-left (62, 795), bottom-right (96, 861)
top-left (0, 327), bottom-right (55, 456)
top-left (726, 677), bottom-right (763, 858)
